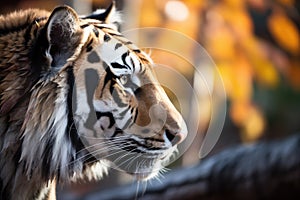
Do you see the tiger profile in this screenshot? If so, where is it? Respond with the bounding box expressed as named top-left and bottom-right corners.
top-left (0, 2), bottom-right (187, 200)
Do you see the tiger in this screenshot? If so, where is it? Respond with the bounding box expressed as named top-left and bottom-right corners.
top-left (0, 2), bottom-right (187, 200)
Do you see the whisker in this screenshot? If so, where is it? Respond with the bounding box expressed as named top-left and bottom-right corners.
top-left (113, 148), bottom-right (136, 165)
top-left (124, 152), bottom-right (143, 170)
top-left (73, 136), bottom-right (130, 155)
top-left (141, 179), bottom-right (148, 197)
top-left (135, 180), bottom-right (140, 200)
top-left (61, 141), bottom-right (134, 170)
top-left (79, 134), bottom-right (129, 140)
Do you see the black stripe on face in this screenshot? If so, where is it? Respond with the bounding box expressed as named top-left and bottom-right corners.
top-left (111, 62), bottom-right (128, 69)
top-left (66, 67), bottom-right (86, 153)
top-left (126, 138), bottom-right (164, 151)
top-left (80, 24), bottom-right (90, 29)
top-left (66, 67), bottom-right (99, 166)
top-left (121, 51), bottom-right (132, 70)
top-left (104, 34), bottom-right (111, 42)
top-left (115, 43), bottom-right (122, 50)
top-left (125, 41), bottom-right (133, 45)
top-left (133, 108), bottom-right (138, 123)
top-left (129, 57), bottom-right (135, 72)
top-left (117, 144), bottom-right (144, 154)
top-left (86, 38), bottom-right (94, 52)
top-left (112, 128), bottom-right (123, 138)
top-left (93, 24), bottom-right (115, 31)
top-left (102, 62), bottom-right (117, 95)
top-left (93, 27), bottom-right (99, 37)
top-left (140, 66), bottom-right (147, 75)
top-left (87, 46), bottom-right (93, 52)
top-left (95, 111), bottom-right (115, 128)
top-left (133, 49), bottom-right (141, 53)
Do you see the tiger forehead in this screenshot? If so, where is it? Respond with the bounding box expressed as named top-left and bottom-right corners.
top-left (81, 23), bottom-right (152, 75)
top-left (82, 22), bottom-right (152, 68)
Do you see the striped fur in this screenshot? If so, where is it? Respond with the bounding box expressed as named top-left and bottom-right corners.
top-left (0, 3), bottom-right (187, 200)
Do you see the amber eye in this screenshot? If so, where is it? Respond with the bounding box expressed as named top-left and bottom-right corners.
top-left (120, 75), bottom-right (129, 85)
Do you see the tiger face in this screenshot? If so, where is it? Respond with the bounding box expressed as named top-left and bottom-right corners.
top-left (65, 4), bottom-right (188, 180)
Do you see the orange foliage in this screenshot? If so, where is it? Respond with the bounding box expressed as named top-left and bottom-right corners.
top-left (139, 0), bottom-right (161, 27)
top-left (288, 61), bottom-right (300, 90)
top-left (268, 11), bottom-right (300, 55)
top-left (137, 0), bottom-right (299, 142)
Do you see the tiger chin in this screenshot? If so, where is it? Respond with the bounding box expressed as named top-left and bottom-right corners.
top-left (0, 2), bottom-right (187, 200)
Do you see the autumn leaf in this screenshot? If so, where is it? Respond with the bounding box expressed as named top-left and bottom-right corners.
top-left (230, 101), bottom-right (265, 142)
top-left (242, 37), bottom-right (280, 87)
top-left (241, 104), bottom-right (265, 142)
top-left (288, 60), bottom-right (300, 90)
top-left (268, 11), bottom-right (300, 55)
top-left (205, 25), bottom-right (236, 60)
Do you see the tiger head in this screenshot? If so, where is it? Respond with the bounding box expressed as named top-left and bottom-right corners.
top-left (38, 3), bottom-right (187, 180)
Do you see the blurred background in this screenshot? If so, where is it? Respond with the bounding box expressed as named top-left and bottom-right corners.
top-left (0, 0), bottom-right (299, 199)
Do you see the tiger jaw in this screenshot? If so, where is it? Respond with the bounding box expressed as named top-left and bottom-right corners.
top-left (78, 124), bottom-right (178, 179)
top-left (103, 137), bottom-right (177, 180)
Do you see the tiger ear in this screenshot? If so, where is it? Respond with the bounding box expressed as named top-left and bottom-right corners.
top-left (83, 1), bottom-right (121, 28)
top-left (45, 6), bottom-right (81, 69)
top-left (97, 1), bottom-right (116, 23)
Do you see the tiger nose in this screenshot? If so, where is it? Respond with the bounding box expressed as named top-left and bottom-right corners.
top-left (164, 126), bottom-right (187, 146)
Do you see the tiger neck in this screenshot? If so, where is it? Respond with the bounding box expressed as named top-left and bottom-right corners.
top-left (20, 69), bottom-right (74, 179)
top-left (14, 67), bottom-right (105, 197)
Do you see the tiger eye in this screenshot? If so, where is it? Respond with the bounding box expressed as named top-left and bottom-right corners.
top-left (120, 75), bottom-right (128, 85)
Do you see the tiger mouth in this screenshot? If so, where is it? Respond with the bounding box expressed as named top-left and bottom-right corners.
top-left (108, 138), bottom-right (174, 162)
top-left (82, 127), bottom-right (177, 178)
top-left (113, 140), bottom-right (169, 155)
top-left (128, 171), bottom-right (158, 180)
top-left (107, 155), bottom-right (164, 180)
top-left (105, 137), bottom-right (175, 179)
top-left (108, 141), bottom-right (172, 159)
top-left (109, 129), bottom-right (172, 152)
